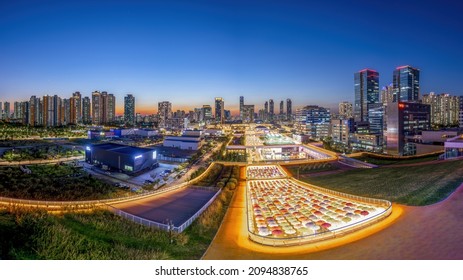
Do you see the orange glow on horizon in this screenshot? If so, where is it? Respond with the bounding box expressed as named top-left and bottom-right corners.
top-left (116, 105), bottom-right (240, 116)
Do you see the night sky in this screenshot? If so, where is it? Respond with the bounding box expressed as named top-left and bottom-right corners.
top-left (1, 0), bottom-right (462, 114)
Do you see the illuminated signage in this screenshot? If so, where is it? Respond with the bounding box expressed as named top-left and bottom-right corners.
top-left (152, 151), bottom-right (157, 159)
top-left (86, 146), bottom-right (91, 151)
top-left (398, 103), bottom-right (405, 109)
top-left (134, 155), bottom-right (142, 159)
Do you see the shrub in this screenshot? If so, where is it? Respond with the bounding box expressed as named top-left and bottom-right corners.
top-left (226, 182), bottom-right (236, 189)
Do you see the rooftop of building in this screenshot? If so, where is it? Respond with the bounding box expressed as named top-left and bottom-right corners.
top-left (89, 143), bottom-right (154, 155)
top-left (446, 135), bottom-right (463, 143)
top-left (152, 146), bottom-right (196, 158)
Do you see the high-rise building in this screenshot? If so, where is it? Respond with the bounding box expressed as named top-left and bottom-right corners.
top-left (214, 97), bottom-right (224, 123)
top-left (21, 101), bottom-right (29, 125)
top-left (124, 94), bottom-right (135, 126)
top-left (338, 101), bottom-right (353, 119)
top-left (92, 91), bottom-right (102, 125)
top-left (52, 95), bottom-right (62, 126)
top-left (106, 93), bottom-right (116, 124)
top-left (286, 98), bottom-right (292, 121)
top-left (63, 98), bottom-right (71, 125)
top-left (202, 105), bottom-right (212, 122)
top-left (367, 103), bottom-right (384, 136)
top-left (42, 95), bottom-right (53, 127)
top-left (242, 105), bottom-right (254, 123)
top-left (381, 84), bottom-right (394, 105)
top-left (13, 101), bottom-right (29, 124)
top-left (3, 102), bottom-right (10, 120)
top-left (14, 102), bottom-right (21, 119)
top-left (82, 96), bottom-right (91, 124)
top-left (330, 119), bottom-right (352, 145)
top-left (269, 99), bottom-right (274, 121)
top-left (264, 101), bottom-right (268, 121)
top-left (158, 101), bottom-right (172, 128)
top-left (72, 91), bottom-right (82, 124)
top-left (239, 96), bottom-right (244, 120)
top-left (392, 65), bottom-right (420, 102)
top-left (28, 96), bottom-right (40, 126)
top-left (0, 102), bottom-right (2, 120)
top-left (386, 101), bottom-right (430, 156)
top-left (354, 69), bottom-right (379, 122)
top-left (91, 91), bottom-right (115, 125)
top-left (224, 110), bottom-right (231, 120)
top-left (279, 100), bottom-right (284, 116)
top-left (296, 105), bottom-right (331, 140)
top-left (422, 92), bottom-right (460, 127)
top-left (193, 108), bottom-right (202, 122)
top-left (460, 96), bottom-right (463, 129)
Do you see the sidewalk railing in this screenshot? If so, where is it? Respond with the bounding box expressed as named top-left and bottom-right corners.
top-left (105, 188), bottom-right (222, 233)
top-left (0, 162), bottom-right (220, 210)
top-left (338, 155), bottom-right (378, 169)
top-left (0, 156), bottom-right (84, 166)
top-left (245, 176), bottom-right (392, 246)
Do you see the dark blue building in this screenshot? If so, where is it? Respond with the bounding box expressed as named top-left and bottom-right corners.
top-left (85, 143), bottom-right (158, 173)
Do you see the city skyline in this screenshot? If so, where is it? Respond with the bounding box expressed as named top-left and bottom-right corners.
top-left (1, 1), bottom-right (462, 114)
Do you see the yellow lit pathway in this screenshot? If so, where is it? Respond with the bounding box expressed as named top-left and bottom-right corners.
top-left (203, 180), bottom-right (463, 259)
top-left (202, 170), bottom-right (401, 259)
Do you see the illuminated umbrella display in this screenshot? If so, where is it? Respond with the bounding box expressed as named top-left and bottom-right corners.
top-left (247, 166), bottom-right (386, 239)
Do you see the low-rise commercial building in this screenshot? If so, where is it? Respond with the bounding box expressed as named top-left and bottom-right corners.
top-left (85, 143), bottom-right (158, 173)
top-left (163, 136), bottom-right (202, 150)
top-left (444, 135), bottom-right (463, 159)
top-left (350, 133), bottom-right (382, 153)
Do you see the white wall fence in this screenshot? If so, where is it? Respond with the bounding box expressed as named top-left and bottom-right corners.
top-left (106, 188), bottom-right (222, 233)
top-left (246, 176), bottom-right (392, 246)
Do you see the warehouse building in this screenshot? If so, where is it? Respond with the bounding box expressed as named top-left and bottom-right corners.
top-left (85, 143), bottom-right (158, 173)
top-left (163, 136), bottom-right (202, 150)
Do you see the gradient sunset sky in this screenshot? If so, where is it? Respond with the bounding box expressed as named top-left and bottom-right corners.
top-left (1, 0), bottom-right (462, 115)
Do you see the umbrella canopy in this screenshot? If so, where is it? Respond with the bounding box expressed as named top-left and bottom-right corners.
top-left (321, 222), bottom-right (332, 229)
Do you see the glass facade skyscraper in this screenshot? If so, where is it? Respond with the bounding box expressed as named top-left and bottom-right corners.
top-left (392, 65), bottom-right (420, 102)
top-left (386, 102), bottom-right (430, 156)
top-left (124, 94), bottom-right (135, 126)
top-left (354, 69), bottom-right (379, 123)
top-left (214, 97), bottom-right (224, 123)
top-left (286, 98), bottom-right (292, 121)
top-left (296, 105), bottom-right (331, 140)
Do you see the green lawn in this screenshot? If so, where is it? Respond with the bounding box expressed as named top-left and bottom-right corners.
top-left (352, 154), bottom-right (439, 165)
top-left (303, 160), bottom-right (463, 206)
top-left (0, 164), bottom-right (130, 201)
top-left (286, 162), bottom-right (339, 176)
top-left (0, 166), bottom-right (240, 260)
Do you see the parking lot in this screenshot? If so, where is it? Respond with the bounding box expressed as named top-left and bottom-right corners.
top-left (128, 162), bottom-right (179, 186)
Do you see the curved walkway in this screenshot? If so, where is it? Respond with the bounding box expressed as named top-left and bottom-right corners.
top-left (203, 182), bottom-right (463, 259)
top-left (0, 155), bottom-right (83, 166)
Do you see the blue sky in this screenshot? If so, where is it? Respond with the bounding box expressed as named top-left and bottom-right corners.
top-left (1, 0), bottom-right (462, 114)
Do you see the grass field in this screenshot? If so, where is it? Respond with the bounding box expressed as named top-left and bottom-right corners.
top-left (303, 160), bottom-right (463, 206)
top-left (286, 162), bottom-right (339, 177)
top-left (352, 153), bottom-right (439, 165)
top-left (0, 166), bottom-right (240, 260)
top-left (0, 164), bottom-right (130, 201)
